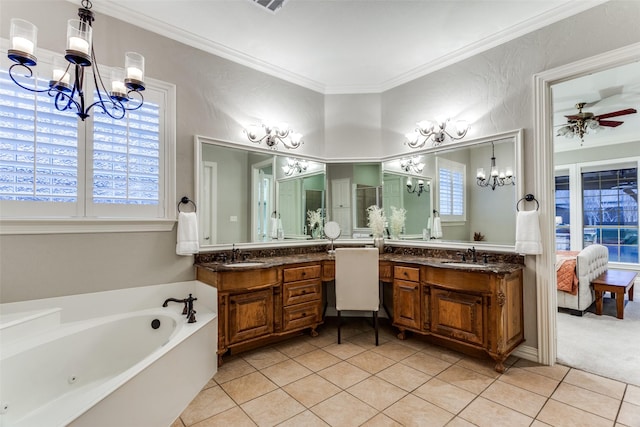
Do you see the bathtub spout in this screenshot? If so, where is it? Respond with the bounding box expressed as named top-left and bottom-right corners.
top-left (163, 294), bottom-right (198, 322)
top-left (162, 297), bottom-right (188, 315)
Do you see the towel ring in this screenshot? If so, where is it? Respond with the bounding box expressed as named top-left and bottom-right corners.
top-left (178, 196), bottom-right (197, 213)
top-left (516, 194), bottom-right (539, 212)
top-left (432, 209), bottom-right (439, 217)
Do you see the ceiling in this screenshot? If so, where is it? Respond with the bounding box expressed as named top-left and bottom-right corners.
top-left (89, 0), bottom-right (605, 94)
top-left (86, 0), bottom-right (638, 149)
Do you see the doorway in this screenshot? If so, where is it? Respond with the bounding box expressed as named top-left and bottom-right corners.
top-left (533, 42), bottom-right (640, 366)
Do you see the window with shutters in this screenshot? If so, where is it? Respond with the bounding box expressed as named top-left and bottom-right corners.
top-left (0, 46), bottom-right (176, 233)
top-left (437, 157), bottom-right (466, 222)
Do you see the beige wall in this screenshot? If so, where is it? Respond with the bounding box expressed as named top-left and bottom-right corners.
top-left (1, 1), bottom-right (639, 353)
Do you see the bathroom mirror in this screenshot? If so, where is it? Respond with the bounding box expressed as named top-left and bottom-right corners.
top-left (195, 137), bottom-right (326, 247)
top-left (382, 129), bottom-right (523, 245)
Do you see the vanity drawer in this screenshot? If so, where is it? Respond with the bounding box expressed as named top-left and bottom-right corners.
top-left (283, 301), bottom-right (322, 331)
top-left (394, 266), bottom-right (420, 282)
top-left (283, 265), bottom-right (321, 282)
top-left (283, 280), bottom-right (321, 306)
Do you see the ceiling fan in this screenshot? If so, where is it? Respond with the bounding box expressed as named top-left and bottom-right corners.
top-left (556, 102), bottom-right (637, 142)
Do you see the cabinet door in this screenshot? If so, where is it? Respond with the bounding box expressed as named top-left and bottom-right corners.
top-left (393, 279), bottom-right (421, 330)
top-left (228, 289), bottom-right (274, 344)
top-left (431, 288), bottom-right (483, 346)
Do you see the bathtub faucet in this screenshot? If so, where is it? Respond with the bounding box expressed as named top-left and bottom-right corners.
top-left (162, 293), bottom-right (198, 323)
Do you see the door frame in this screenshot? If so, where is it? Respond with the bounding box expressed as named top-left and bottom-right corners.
top-left (532, 42), bottom-right (640, 365)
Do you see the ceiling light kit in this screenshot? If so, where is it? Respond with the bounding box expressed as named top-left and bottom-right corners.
top-left (476, 142), bottom-right (514, 191)
top-left (406, 118), bottom-right (470, 148)
top-left (244, 122), bottom-right (303, 150)
top-left (7, 0), bottom-right (146, 121)
top-left (556, 102), bottom-right (637, 142)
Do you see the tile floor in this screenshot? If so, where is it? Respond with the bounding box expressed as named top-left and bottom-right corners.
top-left (171, 318), bottom-right (640, 427)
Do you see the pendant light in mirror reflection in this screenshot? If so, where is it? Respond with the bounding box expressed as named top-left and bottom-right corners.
top-left (405, 117), bottom-right (470, 148)
top-left (406, 177), bottom-right (427, 196)
top-left (283, 158), bottom-right (308, 176)
top-left (244, 121), bottom-right (303, 149)
top-left (476, 141), bottom-right (515, 190)
top-left (7, 1), bottom-right (146, 121)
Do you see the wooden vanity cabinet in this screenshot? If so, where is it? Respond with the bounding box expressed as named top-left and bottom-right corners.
top-left (197, 262), bottom-right (324, 365)
top-left (393, 265), bottom-right (523, 373)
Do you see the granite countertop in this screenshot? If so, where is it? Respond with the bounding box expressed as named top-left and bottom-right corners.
top-left (196, 252), bottom-right (522, 274)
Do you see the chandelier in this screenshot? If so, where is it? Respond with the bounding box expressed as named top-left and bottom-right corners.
top-left (476, 142), bottom-right (514, 190)
top-left (244, 122), bottom-right (303, 150)
top-left (400, 156), bottom-right (424, 174)
top-left (406, 177), bottom-right (427, 197)
top-left (283, 158), bottom-right (308, 176)
top-left (406, 118), bottom-right (469, 148)
top-left (7, 0), bottom-right (146, 121)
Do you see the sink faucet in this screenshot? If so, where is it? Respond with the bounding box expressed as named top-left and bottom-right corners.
top-left (231, 244), bottom-right (240, 262)
top-left (162, 293), bottom-right (198, 323)
top-left (467, 246), bottom-right (477, 263)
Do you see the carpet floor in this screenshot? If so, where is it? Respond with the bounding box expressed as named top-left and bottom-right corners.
top-left (557, 297), bottom-right (640, 386)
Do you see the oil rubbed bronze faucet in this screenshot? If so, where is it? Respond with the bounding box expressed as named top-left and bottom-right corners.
top-left (162, 293), bottom-right (198, 323)
top-left (467, 246), bottom-right (478, 263)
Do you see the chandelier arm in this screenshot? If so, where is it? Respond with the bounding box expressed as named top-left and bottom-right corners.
top-left (8, 63), bottom-right (51, 94)
top-left (123, 90), bottom-right (145, 112)
top-left (52, 90), bottom-right (81, 115)
top-left (86, 97), bottom-right (126, 120)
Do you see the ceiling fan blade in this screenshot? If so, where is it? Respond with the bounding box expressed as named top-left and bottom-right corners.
top-left (598, 120), bottom-right (624, 127)
top-left (565, 114), bottom-right (581, 120)
top-left (595, 108), bottom-right (637, 120)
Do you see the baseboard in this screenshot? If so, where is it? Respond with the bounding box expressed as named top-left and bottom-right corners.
top-left (512, 344), bottom-right (538, 363)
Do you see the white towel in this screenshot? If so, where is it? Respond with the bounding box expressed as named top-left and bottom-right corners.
top-left (431, 217), bottom-right (442, 239)
top-left (176, 212), bottom-right (199, 256)
top-left (515, 210), bottom-right (543, 255)
top-left (427, 216), bottom-right (433, 230)
top-left (270, 218), bottom-right (279, 239)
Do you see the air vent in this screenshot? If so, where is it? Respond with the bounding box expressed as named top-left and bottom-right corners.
top-left (249, 0), bottom-right (287, 13)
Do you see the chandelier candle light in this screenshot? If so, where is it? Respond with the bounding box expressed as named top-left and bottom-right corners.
top-left (406, 117), bottom-right (469, 148)
top-left (476, 142), bottom-right (514, 190)
top-left (245, 122), bottom-right (303, 150)
top-left (7, 0), bottom-right (146, 121)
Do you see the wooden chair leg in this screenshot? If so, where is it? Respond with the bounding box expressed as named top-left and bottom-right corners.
top-left (337, 310), bottom-right (341, 344)
top-left (373, 310), bottom-right (379, 346)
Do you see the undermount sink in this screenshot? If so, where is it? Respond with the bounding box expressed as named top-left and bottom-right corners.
top-left (441, 262), bottom-right (492, 268)
top-left (222, 262), bottom-right (265, 268)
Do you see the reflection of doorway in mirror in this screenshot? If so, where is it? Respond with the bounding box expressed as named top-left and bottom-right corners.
top-left (383, 175), bottom-right (403, 229)
top-left (279, 179), bottom-right (303, 237)
top-left (251, 159), bottom-right (274, 242)
top-left (200, 161), bottom-right (217, 245)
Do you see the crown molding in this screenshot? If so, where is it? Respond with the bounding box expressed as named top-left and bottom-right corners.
top-left (84, 0), bottom-right (605, 95)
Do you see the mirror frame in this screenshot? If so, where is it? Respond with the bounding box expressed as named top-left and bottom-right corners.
top-left (380, 128), bottom-right (524, 250)
top-left (195, 129), bottom-right (523, 251)
top-left (194, 135), bottom-right (328, 250)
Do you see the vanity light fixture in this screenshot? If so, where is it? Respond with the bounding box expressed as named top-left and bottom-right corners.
top-left (244, 122), bottom-right (303, 150)
top-left (406, 177), bottom-right (427, 197)
top-left (282, 158), bottom-right (308, 176)
top-left (405, 117), bottom-right (469, 148)
top-left (7, 0), bottom-right (145, 121)
top-left (400, 156), bottom-right (425, 174)
top-left (476, 142), bottom-right (515, 190)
